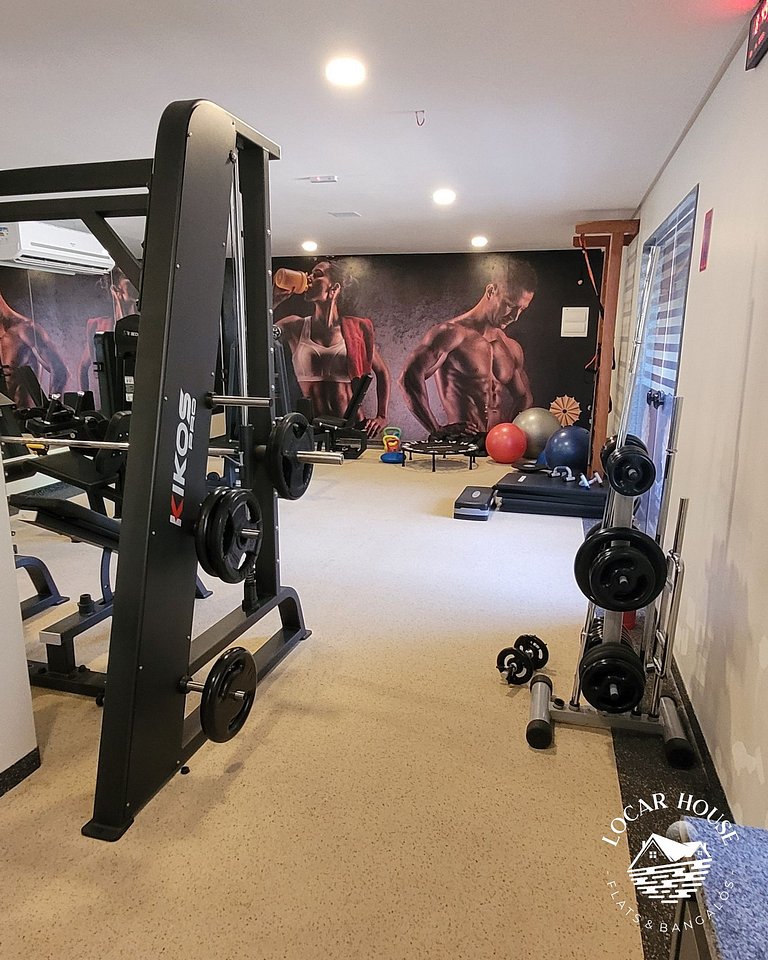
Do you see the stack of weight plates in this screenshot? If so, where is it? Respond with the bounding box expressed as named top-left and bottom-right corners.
top-left (493, 472), bottom-right (607, 519)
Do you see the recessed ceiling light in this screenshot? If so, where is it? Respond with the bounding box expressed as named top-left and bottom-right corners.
top-left (471, 235), bottom-right (488, 248)
top-left (325, 57), bottom-right (366, 87)
top-left (432, 188), bottom-right (456, 206)
top-left (302, 240), bottom-right (318, 252)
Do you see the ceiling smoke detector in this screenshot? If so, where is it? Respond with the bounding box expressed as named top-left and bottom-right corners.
top-left (310, 175), bottom-right (339, 183)
top-left (329, 211), bottom-right (362, 219)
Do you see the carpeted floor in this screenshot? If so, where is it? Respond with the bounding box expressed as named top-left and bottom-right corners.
top-left (1, 453), bottom-right (645, 960)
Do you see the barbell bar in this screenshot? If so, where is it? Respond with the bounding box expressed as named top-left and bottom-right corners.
top-left (182, 679), bottom-right (246, 701)
top-left (0, 434), bottom-right (343, 465)
top-left (208, 395), bottom-right (271, 408)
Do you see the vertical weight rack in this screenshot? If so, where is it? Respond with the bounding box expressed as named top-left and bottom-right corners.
top-left (524, 245), bottom-right (695, 767)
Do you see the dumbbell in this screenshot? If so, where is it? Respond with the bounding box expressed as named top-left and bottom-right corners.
top-left (495, 634), bottom-right (549, 686)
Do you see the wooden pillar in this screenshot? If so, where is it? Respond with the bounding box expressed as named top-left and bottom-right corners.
top-left (572, 219), bottom-right (639, 475)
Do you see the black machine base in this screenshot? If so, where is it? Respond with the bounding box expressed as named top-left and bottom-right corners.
top-left (81, 817), bottom-right (134, 842)
top-left (82, 585), bottom-right (310, 841)
top-left (28, 662), bottom-right (107, 700)
top-left (15, 554), bottom-right (69, 620)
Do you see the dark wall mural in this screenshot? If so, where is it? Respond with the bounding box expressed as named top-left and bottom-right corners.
top-left (0, 265), bottom-right (138, 407)
top-left (274, 251), bottom-right (603, 440)
top-left (0, 250), bottom-right (602, 443)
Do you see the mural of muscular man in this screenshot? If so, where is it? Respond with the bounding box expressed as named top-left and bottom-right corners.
top-left (78, 269), bottom-right (138, 391)
top-left (399, 258), bottom-right (537, 436)
top-left (274, 260), bottom-right (391, 437)
top-left (0, 286), bottom-right (68, 406)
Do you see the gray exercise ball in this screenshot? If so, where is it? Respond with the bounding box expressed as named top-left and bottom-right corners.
top-left (513, 407), bottom-right (561, 459)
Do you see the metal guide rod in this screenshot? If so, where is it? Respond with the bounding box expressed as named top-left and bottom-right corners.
top-left (210, 395), bottom-right (270, 407)
top-left (230, 150), bottom-right (251, 427)
top-left (670, 494), bottom-right (689, 556)
top-left (0, 435), bottom-right (233, 455)
top-left (616, 244), bottom-right (660, 449)
top-left (654, 396), bottom-right (684, 549)
top-left (636, 396), bottom-right (684, 674)
top-left (0, 434), bottom-right (344, 464)
top-left (647, 498), bottom-right (689, 716)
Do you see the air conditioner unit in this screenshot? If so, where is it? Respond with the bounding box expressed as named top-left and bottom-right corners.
top-left (0, 221), bottom-right (114, 276)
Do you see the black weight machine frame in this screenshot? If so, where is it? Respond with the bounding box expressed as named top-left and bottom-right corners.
top-left (0, 100), bottom-right (312, 840)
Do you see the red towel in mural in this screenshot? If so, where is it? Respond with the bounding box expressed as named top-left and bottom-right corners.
top-left (339, 316), bottom-right (375, 379)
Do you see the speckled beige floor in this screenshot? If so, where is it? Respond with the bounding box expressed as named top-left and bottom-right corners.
top-left (2, 454), bottom-right (643, 960)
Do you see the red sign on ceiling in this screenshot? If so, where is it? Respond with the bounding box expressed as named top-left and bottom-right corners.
top-left (747, 0), bottom-right (768, 70)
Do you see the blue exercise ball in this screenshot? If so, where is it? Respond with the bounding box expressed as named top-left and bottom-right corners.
top-left (544, 426), bottom-right (590, 472)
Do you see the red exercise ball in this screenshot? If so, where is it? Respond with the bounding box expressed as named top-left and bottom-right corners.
top-left (486, 422), bottom-right (527, 464)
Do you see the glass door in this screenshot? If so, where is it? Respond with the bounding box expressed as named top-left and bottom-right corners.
top-left (626, 187), bottom-right (698, 538)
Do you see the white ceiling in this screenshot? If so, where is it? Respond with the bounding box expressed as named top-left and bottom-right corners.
top-left (0, 1), bottom-right (752, 256)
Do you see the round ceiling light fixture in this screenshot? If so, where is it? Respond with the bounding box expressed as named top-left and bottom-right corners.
top-left (432, 188), bottom-right (456, 206)
top-left (325, 57), bottom-right (367, 87)
top-left (471, 235), bottom-right (488, 248)
top-left (301, 240), bottom-right (318, 253)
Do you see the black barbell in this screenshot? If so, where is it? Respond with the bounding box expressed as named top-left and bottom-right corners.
top-left (1, 411), bottom-right (341, 501)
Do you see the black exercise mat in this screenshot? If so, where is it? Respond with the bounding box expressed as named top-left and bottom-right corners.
top-left (494, 471), bottom-right (607, 504)
top-left (497, 497), bottom-right (605, 519)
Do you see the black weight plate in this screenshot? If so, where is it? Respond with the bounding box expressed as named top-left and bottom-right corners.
top-left (574, 526), bottom-right (667, 611)
top-left (588, 544), bottom-right (657, 611)
top-left (268, 413), bottom-right (314, 500)
top-left (501, 648), bottom-right (535, 686)
top-left (496, 646), bottom-right (518, 672)
top-left (606, 446), bottom-right (656, 497)
top-left (194, 487), bottom-right (230, 577)
top-left (579, 642), bottom-right (645, 713)
top-left (200, 647), bottom-right (258, 743)
top-left (207, 490), bottom-right (262, 583)
top-left (514, 634), bottom-right (549, 669)
top-left (599, 433), bottom-right (647, 471)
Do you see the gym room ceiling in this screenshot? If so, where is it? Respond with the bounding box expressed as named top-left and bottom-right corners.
top-left (0, 0), bottom-right (752, 256)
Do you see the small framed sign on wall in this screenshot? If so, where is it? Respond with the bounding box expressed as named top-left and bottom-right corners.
top-left (747, 0), bottom-right (768, 71)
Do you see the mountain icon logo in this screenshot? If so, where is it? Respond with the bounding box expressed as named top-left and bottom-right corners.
top-left (627, 834), bottom-right (712, 905)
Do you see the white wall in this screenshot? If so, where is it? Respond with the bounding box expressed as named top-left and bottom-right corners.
top-left (0, 466), bottom-right (38, 778)
top-left (635, 41), bottom-right (768, 827)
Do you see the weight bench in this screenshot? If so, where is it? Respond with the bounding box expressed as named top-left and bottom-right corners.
top-left (1, 392), bottom-right (130, 516)
top-left (10, 493), bottom-right (212, 700)
top-left (313, 372), bottom-right (373, 459)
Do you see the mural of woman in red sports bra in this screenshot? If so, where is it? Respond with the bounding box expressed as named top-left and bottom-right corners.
top-left (273, 259), bottom-right (391, 437)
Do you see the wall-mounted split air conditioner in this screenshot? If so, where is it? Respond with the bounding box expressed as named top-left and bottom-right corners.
top-left (0, 221), bottom-right (114, 276)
